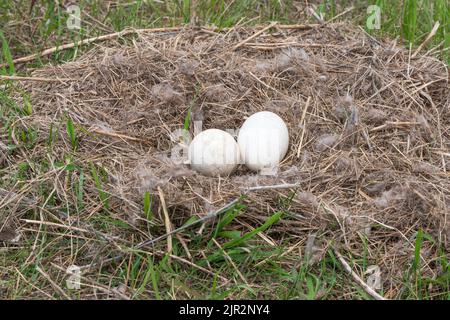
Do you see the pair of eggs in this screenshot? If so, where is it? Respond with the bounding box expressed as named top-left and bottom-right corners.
top-left (188, 111), bottom-right (289, 176)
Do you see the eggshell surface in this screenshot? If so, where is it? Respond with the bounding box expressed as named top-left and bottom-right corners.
top-left (188, 129), bottom-right (240, 176)
top-left (238, 111), bottom-right (289, 171)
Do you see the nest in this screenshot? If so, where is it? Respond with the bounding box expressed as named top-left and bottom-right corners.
top-left (2, 23), bottom-right (449, 297)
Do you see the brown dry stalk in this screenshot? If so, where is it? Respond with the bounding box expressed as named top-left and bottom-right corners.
top-left (324, 6), bottom-right (354, 24)
top-left (412, 21), bottom-right (440, 58)
top-left (333, 248), bottom-right (387, 300)
top-left (232, 22), bottom-right (278, 51)
top-left (2, 24), bottom-right (318, 68)
top-left (35, 265), bottom-right (72, 300)
top-left (158, 186), bottom-right (173, 256)
top-left (212, 238), bottom-right (249, 285)
top-left (21, 219), bottom-right (90, 233)
top-left (297, 96), bottom-right (311, 158)
top-left (89, 128), bottom-right (148, 144)
top-left (2, 27), bottom-right (183, 68)
top-left (0, 75), bottom-right (76, 82)
top-left (169, 254), bottom-right (229, 282)
top-left (14, 267), bottom-right (54, 299)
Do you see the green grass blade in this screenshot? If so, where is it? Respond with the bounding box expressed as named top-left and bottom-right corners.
top-left (183, 107), bottom-right (191, 131)
top-left (0, 30), bottom-right (14, 75)
top-left (402, 0), bottom-right (418, 44)
top-left (143, 191), bottom-right (153, 221)
top-left (66, 117), bottom-right (77, 151)
top-left (90, 163), bottom-right (109, 210)
top-left (222, 211), bottom-right (282, 249)
top-left (213, 203), bottom-right (244, 238)
top-left (183, 0), bottom-right (191, 24)
top-left (133, 254), bottom-right (161, 299)
top-left (413, 229), bottom-right (423, 298)
top-left (77, 169), bottom-right (85, 210)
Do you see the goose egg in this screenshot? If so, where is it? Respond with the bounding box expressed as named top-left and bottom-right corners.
top-left (188, 129), bottom-right (240, 176)
top-left (237, 111), bottom-right (289, 171)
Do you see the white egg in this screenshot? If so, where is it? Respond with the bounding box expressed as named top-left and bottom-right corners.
top-left (238, 111), bottom-right (289, 171)
top-left (188, 129), bottom-right (240, 176)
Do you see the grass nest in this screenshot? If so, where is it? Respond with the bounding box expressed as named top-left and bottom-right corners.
top-left (1, 22), bottom-right (449, 299)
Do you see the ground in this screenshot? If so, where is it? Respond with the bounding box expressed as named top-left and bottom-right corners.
top-left (0, 1), bottom-right (449, 300)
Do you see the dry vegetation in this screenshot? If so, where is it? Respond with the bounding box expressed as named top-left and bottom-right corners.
top-left (1, 22), bottom-right (449, 299)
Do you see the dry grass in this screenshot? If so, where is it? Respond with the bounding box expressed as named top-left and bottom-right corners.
top-left (1, 22), bottom-right (449, 299)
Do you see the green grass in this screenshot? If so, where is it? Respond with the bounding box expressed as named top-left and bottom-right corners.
top-left (0, 30), bottom-right (14, 75)
top-left (143, 191), bottom-right (154, 222)
top-left (108, 211), bottom-right (346, 300)
top-left (66, 117), bottom-right (77, 151)
top-left (365, 0), bottom-right (449, 62)
top-left (1, 0), bottom-right (449, 300)
top-left (89, 163), bottom-right (110, 211)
